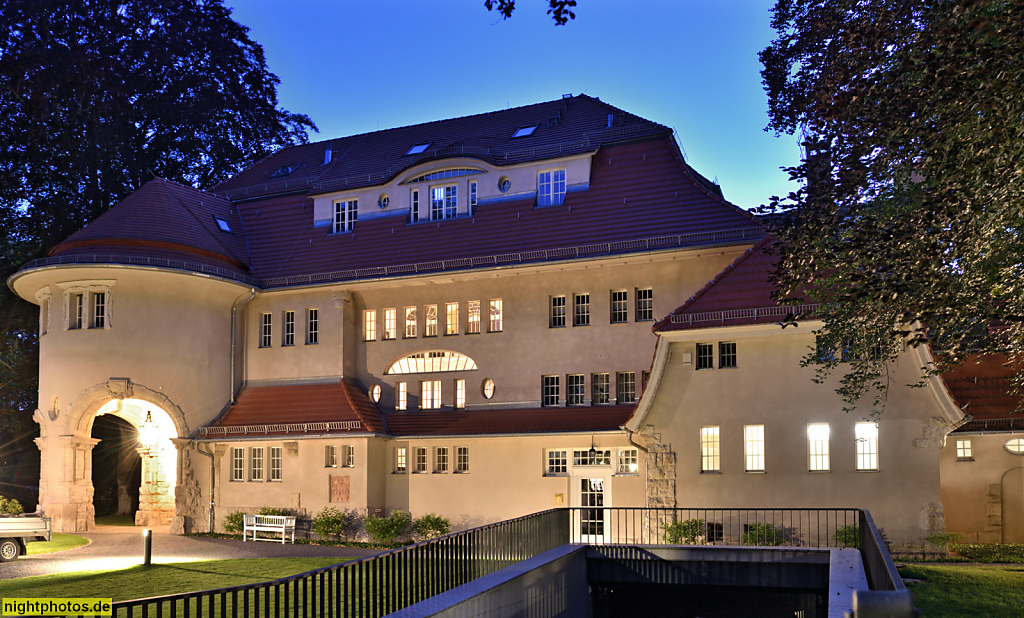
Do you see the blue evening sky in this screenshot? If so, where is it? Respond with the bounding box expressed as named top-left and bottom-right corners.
top-left (228, 0), bottom-right (800, 212)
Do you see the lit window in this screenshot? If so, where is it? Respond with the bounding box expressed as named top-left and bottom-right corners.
top-left (696, 343), bottom-right (713, 370)
top-left (231, 447), bottom-right (244, 481)
top-left (92, 292), bottom-right (106, 328)
top-left (745, 425), bottom-right (765, 472)
top-left (384, 308), bottom-right (397, 340)
top-left (445, 302), bottom-right (459, 335)
top-left (424, 305), bottom-right (438, 337)
top-left (306, 309), bottom-right (319, 344)
top-left (550, 295), bottom-right (566, 328)
top-left (542, 375), bottom-right (560, 406)
top-left (455, 378), bottom-right (466, 409)
top-left (574, 449), bottom-right (612, 466)
top-left (364, 310), bottom-right (377, 341)
top-left (431, 185), bottom-right (457, 220)
top-left (283, 310), bottom-right (295, 346)
top-left (386, 350), bottom-right (478, 374)
top-left (456, 446), bottom-right (469, 473)
top-left (855, 422), bottom-right (879, 471)
top-left (467, 301), bottom-right (481, 334)
top-left (404, 306), bottom-right (417, 338)
top-left (470, 181), bottom-right (478, 215)
top-left (537, 169), bottom-right (566, 206)
top-left (701, 426), bottom-right (720, 472)
top-left (592, 373), bottom-right (610, 405)
top-left (269, 447), bottom-right (282, 481)
top-left (482, 378), bottom-right (495, 399)
top-left (397, 382), bottom-right (407, 410)
top-left (333, 199), bottom-right (357, 233)
top-left (260, 313), bottom-right (272, 348)
top-left (636, 288), bottom-right (653, 321)
top-left (1006, 438), bottom-right (1024, 455)
top-left (616, 372), bottom-right (636, 404)
top-left (406, 143), bottom-right (430, 155)
top-left (513, 125), bottom-right (537, 138)
top-left (617, 448), bottom-right (638, 474)
top-left (956, 439), bottom-right (973, 461)
top-left (414, 447), bottom-right (427, 473)
top-left (547, 449), bottom-right (568, 475)
top-left (342, 445), bottom-right (354, 467)
top-left (410, 189), bottom-right (420, 223)
top-left (325, 445), bottom-right (338, 468)
top-left (719, 342), bottom-right (737, 368)
top-left (567, 374), bottom-right (585, 405)
top-left (214, 216), bottom-right (232, 233)
top-left (573, 293), bottom-right (590, 327)
top-left (370, 384), bottom-right (381, 402)
top-left (421, 380), bottom-right (441, 409)
top-left (611, 291), bottom-right (628, 324)
top-left (435, 447), bottom-right (449, 473)
top-left (250, 447), bottom-right (264, 481)
top-left (395, 448), bottom-right (407, 473)
top-left (808, 423), bottom-right (830, 471)
top-left (489, 299), bottom-right (503, 332)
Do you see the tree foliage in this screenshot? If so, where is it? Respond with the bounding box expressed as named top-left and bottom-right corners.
top-left (759, 0), bottom-right (1024, 411)
top-left (0, 0), bottom-right (314, 437)
top-left (484, 0), bottom-right (577, 25)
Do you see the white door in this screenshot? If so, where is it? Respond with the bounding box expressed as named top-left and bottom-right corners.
top-left (572, 476), bottom-right (611, 543)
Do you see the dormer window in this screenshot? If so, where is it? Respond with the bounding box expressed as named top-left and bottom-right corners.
top-left (214, 216), bottom-right (232, 233)
top-left (513, 125), bottom-right (538, 138)
top-left (405, 143), bottom-right (430, 156)
top-left (537, 169), bottom-right (566, 206)
top-left (333, 199), bottom-right (358, 233)
top-left (430, 186), bottom-right (457, 220)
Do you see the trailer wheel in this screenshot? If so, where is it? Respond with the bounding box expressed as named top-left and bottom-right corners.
top-left (0, 539), bottom-right (19, 562)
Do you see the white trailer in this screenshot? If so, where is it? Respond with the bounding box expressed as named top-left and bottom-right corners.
top-left (0, 516), bottom-right (52, 562)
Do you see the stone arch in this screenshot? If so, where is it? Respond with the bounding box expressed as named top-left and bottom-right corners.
top-left (67, 378), bottom-right (190, 439)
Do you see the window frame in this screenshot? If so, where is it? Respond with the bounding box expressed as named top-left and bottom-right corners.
top-left (616, 448), bottom-right (639, 475)
top-left (695, 343), bottom-right (714, 370)
top-left (546, 449), bottom-right (568, 475)
top-left (573, 293), bottom-right (590, 327)
top-left (855, 422), bottom-right (879, 471)
top-left (489, 299), bottom-right (503, 332)
top-left (635, 288), bottom-right (653, 321)
top-left (445, 302), bottom-right (459, 335)
top-left (542, 375), bottom-right (560, 407)
top-left (395, 447), bottom-right (408, 473)
top-left (421, 380), bottom-right (441, 410)
top-left (537, 168), bottom-right (567, 207)
top-left (283, 310), bottom-right (295, 346)
top-left (306, 308), bottom-right (319, 345)
top-left (414, 447), bottom-right (428, 473)
top-left (92, 292), bottom-right (106, 328)
top-left (592, 373), bottom-right (610, 405)
top-left (454, 378), bottom-right (466, 409)
top-left (342, 445), bottom-right (354, 468)
top-left (467, 300), bottom-right (481, 334)
top-left (808, 423), bottom-right (831, 472)
top-left (269, 446), bottom-right (283, 482)
top-left (325, 445), bottom-right (338, 468)
top-left (616, 372), bottom-right (636, 404)
top-left (424, 304), bottom-right (438, 337)
top-left (610, 290), bottom-right (628, 324)
top-left (404, 306), bottom-right (417, 338)
top-left (231, 447), bottom-right (245, 482)
top-left (364, 309), bottom-right (377, 341)
top-left (744, 425), bottom-right (765, 472)
top-left (550, 295), bottom-right (566, 328)
top-left (955, 438), bottom-right (973, 461)
top-left (260, 313), bottom-right (272, 348)
top-left (434, 447), bottom-right (449, 473)
top-left (430, 184), bottom-right (458, 221)
top-left (456, 446), bottom-right (470, 473)
top-left (567, 374), bottom-right (585, 406)
top-left (396, 382), bottom-right (407, 411)
top-left (250, 447), bottom-right (265, 482)
top-left (701, 426), bottom-right (721, 473)
top-left (383, 308), bottom-right (397, 340)
top-left (333, 199), bottom-right (358, 233)
top-left (718, 342), bottom-right (737, 369)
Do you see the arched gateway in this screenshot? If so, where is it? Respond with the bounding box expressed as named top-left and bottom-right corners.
top-left (34, 378), bottom-right (191, 533)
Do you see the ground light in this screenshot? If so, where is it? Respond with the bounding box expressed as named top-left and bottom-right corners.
top-left (143, 529), bottom-right (151, 566)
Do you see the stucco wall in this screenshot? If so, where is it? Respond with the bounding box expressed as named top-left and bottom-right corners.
top-left (941, 431), bottom-right (1024, 543)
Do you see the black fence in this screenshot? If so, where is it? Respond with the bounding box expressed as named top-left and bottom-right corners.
top-left (111, 507), bottom-right (901, 616)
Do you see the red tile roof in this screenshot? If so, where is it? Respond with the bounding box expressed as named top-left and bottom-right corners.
top-left (212, 95), bottom-right (672, 202)
top-left (941, 354), bottom-right (1024, 432)
top-left (385, 405), bottom-right (636, 437)
top-left (201, 380), bottom-right (385, 437)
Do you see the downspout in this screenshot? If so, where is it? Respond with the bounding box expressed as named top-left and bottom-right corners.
top-left (194, 441), bottom-right (216, 532)
top-left (230, 288), bottom-right (256, 404)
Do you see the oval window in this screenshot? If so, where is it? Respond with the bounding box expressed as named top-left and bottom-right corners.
top-left (498, 177), bottom-right (511, 193)
top-left (481, 378), bottom-right (495, 400)
top-left (370, 384), bottom-right (382, 403)
top-left (1005, 437), bottom-right (1024, 455)
top-left (378, 194), bottom-right (390, 209)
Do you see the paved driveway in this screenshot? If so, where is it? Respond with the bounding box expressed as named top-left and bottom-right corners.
top-left (0, 525), bottom-right (382, 580)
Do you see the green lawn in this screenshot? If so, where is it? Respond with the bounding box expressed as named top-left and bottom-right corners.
top-left (900, 564), bottom-right (1024, 618)
top-left (0, 558), bottom-right (351, 602)
top-left (25, 533), bottom-right (89, 556)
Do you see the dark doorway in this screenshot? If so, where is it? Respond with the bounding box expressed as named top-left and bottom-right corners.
top-left (91, 415), bottom-right (141, 519)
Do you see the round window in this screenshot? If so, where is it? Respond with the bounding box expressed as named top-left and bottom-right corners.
top-left (369, 384), bottom-right (382, 403)
top-left (378, 194), bottom-right (390, 209)
top-left (1005, 437), bottom-right (1024, 455)
top-left (481, 378), bottom-right (495, 400)
top-left (498, 177), bottom-right (511, 193)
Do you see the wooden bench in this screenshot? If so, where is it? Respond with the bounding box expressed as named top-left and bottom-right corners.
top-left (242, 514), bottom-right (296, 544)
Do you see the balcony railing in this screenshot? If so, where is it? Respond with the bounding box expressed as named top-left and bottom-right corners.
top-left (110, 507), bottom-right (902, 617)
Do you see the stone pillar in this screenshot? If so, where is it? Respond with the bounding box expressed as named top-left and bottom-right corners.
top-left (135, 439), bottom-right (176, 527)
top-left (35, 435), bottom-right (101, 532)
top-left (170, 439), bottom-right (202, 535)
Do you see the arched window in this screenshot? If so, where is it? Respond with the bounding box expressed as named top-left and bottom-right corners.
top-left (405, 168), bottom-right (483, 183)
top-left (385, 350), bottom-right (478, 375)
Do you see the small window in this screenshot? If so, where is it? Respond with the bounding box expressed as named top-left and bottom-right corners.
top-left (701, 426), bottom-right (720, 472)
top-left (482, 378), bottom-right (495, 399)
top-left (456, 446), bottom-right (470, 473)
top-left (69, 293), bottom-right (84, 330)
top-left (414, 447), bottom-right (428, 473)
top-left (542, 375), bottom-right (560, 406)
top-left (421, 380), bottom-right (441, 410)
top-left (513, 125), bottom-right (538, 138)
top-left (306, 308), bottom-right (319, 345)
top-left (547, 449), bottom-right (568, 475)
top-left (397, 382), bottom-right (407, 410)
top-left (855, 422), bottom-right (879, 471)
top-left (214, 216), bottom-right (232, 233)
top-left (617, 448), bottom-right (638, 474)
top-left (325, 445), bottom-right (338, 468)
top-left (269, 447), bottom-right (283, 481)
top-left (404, 307), bottom-right (417, 338)
top-left (1006, 438), bottom-right (1024, 455)
top-left (616, 372), bottom-right (636, 404)
top-left (384, 308), bottom-right (397, 340)
top-left (342, 445), bottom-right (354, 467)
top-left (635, 288), bottom-right (653, 321)
top-left (370, 384), bottom-right (382, 403)
top-left (808, 423), bottom-right (830, 471)
top-left (498, 177), bottom-right (511, 193)
top-left (406, 143), bottom-right (430, 155)
top-left (378, 193), bottom-right (390, 209)
top-left (592, 373), bottom-right (610, 405)
top-left (470, 181), bottom-right (478, 215)
top-left (91, 292), bottom-right (106, 329)
top-left (696, 343), bottom-right (714, 370)
top-left (611, 291), bottom-right (628, 324)
top-left (719, 342), bottom-right (737, 368)
top-left (364, 310), bottom-right (377, 341)
top-left (567, 374), bottom-right (585, 405)
top-left (454, 378), bottom-right (466, 409)
top-left (550, 295), bottom-right (566, 328)
top-left (446, 302), bottom-right (460, 335)
top-left (231, 447), bottom-right (244, 481)
top-left (744, 425), bottom-right (765, 472)
top-left (489, 299), bottom-right (503, 332)
top-left (282, 310), bottom-right (295, 346)
top-left (250, 447), bottom-right (264, 481)
top-left (395, 447), bottom-right (408, 473)
top-left (424, 304), bottom-right (438, 337)
top-left (537, 169), bottom-right (566, 207)
top-left (574, 449), bottom-right (612, 466)
top-left (573, 294), bottom-right (589, 327)
top-left (410, 189), bottom-right (420, 223)
top-left (260, 313), bottom-right (272, 348)
top-left (956, 439), bottom-right (973, 461)
top-left (467, 301), bottom-right (481, 334)
top-left (435, 447), bottom-right (449, 473)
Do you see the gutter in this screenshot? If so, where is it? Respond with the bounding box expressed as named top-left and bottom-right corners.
top-left (230, 288), bottom-right (256, 404)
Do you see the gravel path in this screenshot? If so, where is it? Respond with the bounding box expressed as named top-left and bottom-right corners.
top-left (0, 525), bottom-right (382, 580)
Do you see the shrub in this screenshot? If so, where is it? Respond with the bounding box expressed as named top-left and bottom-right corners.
top-left (222, 510), bottom-right (245, 534)
top-left (741, 522), bottom-right (786, 546)
top-left (664, 519), bottom-right (706, 544)
top-left (364, 510), bottom-right (412, 544)
top-left (0, 496), bottom-right (24, 516)
top-left (834, 524), bottom-right (859, 549)
top-left (258, 506), bottom-right (289, 517)
top-left (312, 507), bottom-right (362, 541)
top-left (950, 543), bottom-right (1024, 563)
top-left (413, 513), bottom-right (451, 539)
top-left (926, 532), bottom-right (963, 550)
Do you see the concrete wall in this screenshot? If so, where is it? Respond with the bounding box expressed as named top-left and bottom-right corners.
top-left (941, 431), bottom-right (1024, 543)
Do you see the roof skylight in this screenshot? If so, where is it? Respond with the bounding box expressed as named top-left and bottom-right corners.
top-left (405, 143), bottom-right (431, 155)
top-left (213, 216), bottom-right (232, 233)
top-left (512, 125), bottom-right (538, 138)
top-left (269, 164), bottom-right (298, 178)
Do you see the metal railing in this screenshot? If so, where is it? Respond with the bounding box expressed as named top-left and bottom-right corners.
top-left (110, 507), bottom-right (901, 616)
